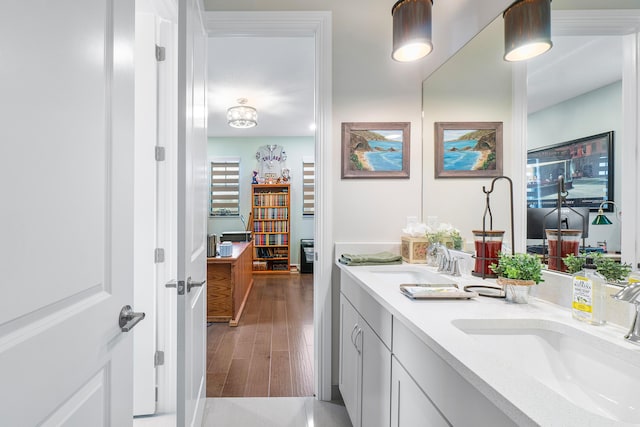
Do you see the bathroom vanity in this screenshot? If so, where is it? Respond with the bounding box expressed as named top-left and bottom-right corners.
top-left (337, 258), bottom-right (640, 427)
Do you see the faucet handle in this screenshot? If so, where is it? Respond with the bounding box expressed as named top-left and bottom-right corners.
top-left (613, 282), bottom-right (640, 303)
top-left (450, 257), bottom-right (461, 277)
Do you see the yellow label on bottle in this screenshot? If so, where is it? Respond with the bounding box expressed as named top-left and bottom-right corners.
top-left (573, 276), bottom-right (593, 318)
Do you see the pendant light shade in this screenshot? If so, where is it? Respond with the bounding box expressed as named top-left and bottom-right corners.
top-left (392, 0), bottom-right (433, 62)
top-left (227, 98), bottom-right (257, 129)
top-left (503, 0), bottom-right (552, 62)
top-left (592, 201), bottom-right (619, 225)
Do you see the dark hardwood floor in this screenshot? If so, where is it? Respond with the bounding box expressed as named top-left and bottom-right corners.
top-left (206, 273), bottom-right (314, 397)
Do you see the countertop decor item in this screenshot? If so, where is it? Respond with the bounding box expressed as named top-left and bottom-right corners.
top-left (472, 175), bottom-right (514, 279)
top-left (563, 252), bottom-right (632, 284)
top-left (491, 252), bottom-right (543, 304)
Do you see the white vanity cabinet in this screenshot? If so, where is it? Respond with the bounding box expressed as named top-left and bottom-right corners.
top-left (392, 320), bottom-right (517, 427)
top-left (339, 273), bottom-right (392, 427)
top-left (391, 356), bottom-right (449, 427)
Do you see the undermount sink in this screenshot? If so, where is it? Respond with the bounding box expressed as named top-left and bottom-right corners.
top-left (452, 318), bottom-right (640, 424)
top-left (364, 266), bottom-right (456, 285)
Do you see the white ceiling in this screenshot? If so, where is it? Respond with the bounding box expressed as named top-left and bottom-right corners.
top-left (207, 36), bottom-right (315, 138)
top-left (206, 29), bottom-right (624, 137)
top-left (527, 35), bottom-right (623, 113)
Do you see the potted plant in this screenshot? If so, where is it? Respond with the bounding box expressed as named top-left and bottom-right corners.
top-left (563, 252), bottom-right (632, 284)
top-left (490, 252), bottom-right (544, 303)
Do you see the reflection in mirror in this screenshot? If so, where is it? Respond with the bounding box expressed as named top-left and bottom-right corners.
top-left (421, 16), bottom-right (517, 252)
top-left (423, 1), bottom-right (640, 270)
top-left (526, 28), bottom-right (623, 261)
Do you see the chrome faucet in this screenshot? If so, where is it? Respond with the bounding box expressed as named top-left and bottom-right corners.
top-left (613, 282), bottom-right (640, 345)
top-left (436, 245), bottom-right (450, 272)
top-left (436, 245), bottom-right (462, 277)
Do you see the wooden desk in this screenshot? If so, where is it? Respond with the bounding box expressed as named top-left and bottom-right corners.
top-left (207, 241), bottom-right (253, 326)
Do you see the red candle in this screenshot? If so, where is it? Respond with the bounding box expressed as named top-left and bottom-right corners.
top-left (545, 229), bottom-right (581, 272)
top-left (472, 230), bottom-right (505, 276)
top-left (474, 240), bottom-right (503, 275)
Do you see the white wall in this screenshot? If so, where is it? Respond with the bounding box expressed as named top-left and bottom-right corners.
top-left (422, 17), bottom-right (514, 248)
top-left (528, 81), bottom-right (623, 251)
top-left (207, 136), bottom-right (314, 266)
top-left (203, 0), bottom-right (512, 394)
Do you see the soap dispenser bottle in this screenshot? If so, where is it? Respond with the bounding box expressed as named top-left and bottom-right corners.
top-left (572, 257), bottom-right (606, 325)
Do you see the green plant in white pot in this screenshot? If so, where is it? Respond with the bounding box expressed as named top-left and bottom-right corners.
top-left (490, 252), bottom-right (544, 303)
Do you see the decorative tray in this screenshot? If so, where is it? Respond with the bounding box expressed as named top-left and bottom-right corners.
top-left (400, 283), bottom-right (478, 300)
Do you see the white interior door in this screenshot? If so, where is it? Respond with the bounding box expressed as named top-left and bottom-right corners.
top-left (176, 0), bottom-right (208, 426)
top-left (0, 0), bottom-right (136, 425)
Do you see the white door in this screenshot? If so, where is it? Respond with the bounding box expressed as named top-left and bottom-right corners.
top-left (176, 0), bottom-right (208, 426)
top-left (0, 0), bottom-right (136, 426)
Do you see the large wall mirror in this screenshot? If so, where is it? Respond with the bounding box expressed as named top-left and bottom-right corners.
top-left (422, 1), bottom-right (640, 271)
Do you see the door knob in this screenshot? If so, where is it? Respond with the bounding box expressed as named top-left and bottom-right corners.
top-left (187, 276), bottom-right (205, 292)
top-left (119, 305), bottom-right (146, 332)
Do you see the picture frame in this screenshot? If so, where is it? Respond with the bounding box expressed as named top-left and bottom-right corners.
top-left (341, 122), bottom-right (410, 179)
top-left (434, 122), bottom-right (503, 178)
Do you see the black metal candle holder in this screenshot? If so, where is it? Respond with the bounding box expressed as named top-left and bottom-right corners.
top-left (472, 176), bottom-right (515, 280)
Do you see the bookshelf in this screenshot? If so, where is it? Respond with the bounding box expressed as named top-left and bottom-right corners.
top-left (251, 184), bottom-right (290, 273)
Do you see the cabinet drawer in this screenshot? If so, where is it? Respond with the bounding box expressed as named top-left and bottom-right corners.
top-left (340, 271), bottom-right (392, 349)
top-left (393, 320), bottom-right (516, 427)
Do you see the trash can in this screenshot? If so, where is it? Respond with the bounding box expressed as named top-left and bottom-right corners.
top-left (300, 239), bottom-right (314, 274)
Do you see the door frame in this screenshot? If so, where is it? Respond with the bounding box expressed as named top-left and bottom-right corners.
top-left (204, 11), bottom-right (333, 400)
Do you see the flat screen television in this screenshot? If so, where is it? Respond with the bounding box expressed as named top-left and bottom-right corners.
top-left (526, 207), bottom-right (590, 239)
top-left (526, 131), bottom-right (614, 211)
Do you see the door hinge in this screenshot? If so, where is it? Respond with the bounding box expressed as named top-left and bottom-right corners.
top-left (154, 350), bottom-right (165, 367)
top-left (154, 248), bottom-right (165, 263)
top-left (155, 45), bottom-right (166, 62)
top-left (155, 146), bottom-right (165, 161)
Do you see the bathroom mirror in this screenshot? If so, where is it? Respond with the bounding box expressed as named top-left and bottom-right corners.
top-left (422, 0), bottom-right (640, 270)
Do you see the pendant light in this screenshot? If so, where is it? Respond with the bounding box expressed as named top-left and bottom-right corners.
top-left (503, 0), bottom-right (552, 62)
top-left (227, 98), bottom-right (257, 129)
top-left (592, 201), bottom-right (620, 225)
top-left (391, 0), bottom-right (433, 62)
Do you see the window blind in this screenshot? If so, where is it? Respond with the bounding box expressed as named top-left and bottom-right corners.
top-left (303, 161), bottom-right (315, 216)
top-left (210, 160), bottom-right (240, 216)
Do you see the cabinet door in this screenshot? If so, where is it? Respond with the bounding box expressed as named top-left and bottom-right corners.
top-left (391, 357), bottom-right (450, 427)
top-left (361, 320), bottom-right (391, 427)
top-left (339, 294), bottom-right (361, 426)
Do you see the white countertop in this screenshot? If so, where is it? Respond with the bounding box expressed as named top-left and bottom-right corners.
top-left (337, 261), bottom-right (640, 427)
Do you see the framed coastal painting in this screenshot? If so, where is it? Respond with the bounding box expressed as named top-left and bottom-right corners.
top-left (434, 121), bottom-right (503, 178)
top-left (341, 122), bottom-right (410, 179)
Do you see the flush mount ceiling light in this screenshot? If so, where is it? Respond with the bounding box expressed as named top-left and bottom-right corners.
top-left (391, 0), bottom-right (433, 62)
top-left (503, 0), bottom-right (553, 62)
top-left (227, 98), bottom-right (257, 129)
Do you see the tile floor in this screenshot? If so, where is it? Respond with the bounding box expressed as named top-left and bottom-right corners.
top-left (133, 397), bottom-right (352, 427)
top-left (202, 397), bottom-right (352, 427)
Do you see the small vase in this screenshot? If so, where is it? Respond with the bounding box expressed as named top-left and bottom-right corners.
top-left (497, 277), bottom-right (535, 304)
top-left (426, 242), bottom-right (441, 267)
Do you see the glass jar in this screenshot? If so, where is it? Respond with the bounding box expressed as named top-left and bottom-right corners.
top-left (545, 229), bottom-right (582, 272)
top-left (472, 230), bottom-right (505, 277)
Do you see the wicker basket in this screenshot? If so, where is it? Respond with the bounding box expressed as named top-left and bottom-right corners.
top-left (496, 277), bottom-right (536, 287)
